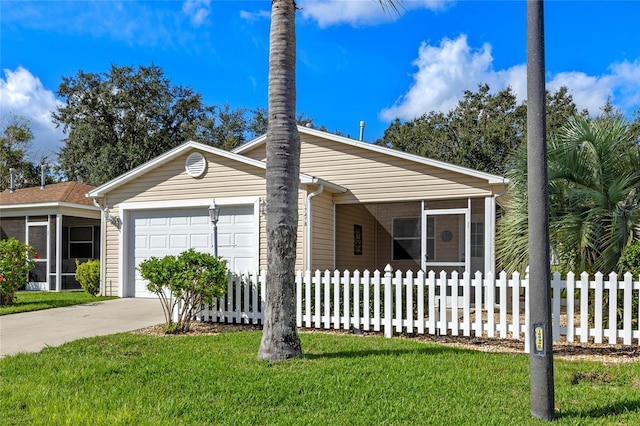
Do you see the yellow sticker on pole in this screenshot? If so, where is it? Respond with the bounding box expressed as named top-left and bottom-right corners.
top-left (534, 324), bottom-right (545, 355)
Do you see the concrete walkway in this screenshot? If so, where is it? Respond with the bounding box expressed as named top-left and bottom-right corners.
top-left (0, 298), bottom-right (165, 358)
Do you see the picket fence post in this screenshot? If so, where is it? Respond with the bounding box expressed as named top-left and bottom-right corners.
top-left (384, 264), bottom-right (393, 338)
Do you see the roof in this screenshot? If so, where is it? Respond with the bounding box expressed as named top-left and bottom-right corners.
top-left (88, 141), bottom-right (346, 198)
top-left (233, 125), bottom-right (508, 186)
top-left (0, 182), bottom-right (97, 207)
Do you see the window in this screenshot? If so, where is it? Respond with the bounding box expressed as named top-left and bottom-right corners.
top-left (471, 222), bottom-right (484, 257)
top-left (392, 218), bottom-right (420, 260)
top-left (69, 226), bottom-right (93, 259)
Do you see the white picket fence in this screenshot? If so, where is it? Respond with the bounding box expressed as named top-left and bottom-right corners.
top-left (191, 265), bottom-right (640, 352)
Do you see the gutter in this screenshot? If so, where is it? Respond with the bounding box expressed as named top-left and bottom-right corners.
top-left (305, 184), bottom-right (324, 272)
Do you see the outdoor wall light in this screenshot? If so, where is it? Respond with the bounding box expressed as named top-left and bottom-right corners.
top-left (208, 201), bottom-right (220, 225)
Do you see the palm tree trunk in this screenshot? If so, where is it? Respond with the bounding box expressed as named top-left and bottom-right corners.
top-left (258, 0), bottom-right (303, 361)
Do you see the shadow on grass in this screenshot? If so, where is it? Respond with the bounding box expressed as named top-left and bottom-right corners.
top-left (557, 399), bottom-right (640, 420)
top-left (303, 345), bottom-right (474, 360)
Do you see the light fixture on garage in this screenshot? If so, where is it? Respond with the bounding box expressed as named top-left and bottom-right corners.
top-left (208, 200), bottom-right (221, 257)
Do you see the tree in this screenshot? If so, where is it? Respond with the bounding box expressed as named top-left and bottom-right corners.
top-left (0, 115), bottom-right (47, 190)
top-left (497, 115), bottom-right (640, 274)
top-left (247, 106), bottom-right (337, 138)
top-left (53, 64), bottom-right (247, 185)
top-left (376, 85), bottom-right (582, 175)
top-left (257, 0), bottom-right (397, 362)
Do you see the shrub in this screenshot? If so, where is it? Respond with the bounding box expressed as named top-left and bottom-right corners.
top-left (138, 248), bottom-right (227, 333)
top-left (75, 259), bottom-right (100, 295)
top-left (0, 238), bottom-right (37, 306)
top-left (619, 240), bottom-right (640, 276)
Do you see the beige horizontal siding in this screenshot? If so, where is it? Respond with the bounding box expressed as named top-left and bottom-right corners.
top-left (335, 204), bottom-right (377, 272)
top-left (298, 135), bottom-right (494, 203)
top-left (310, 189), bottom-right (334, 271)
top-left (103, 223), bottom-right (120, 296)
top-left (107, 151), bottom-right (267, 206)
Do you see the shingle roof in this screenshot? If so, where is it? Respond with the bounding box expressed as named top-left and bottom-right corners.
top-left (0, 182), bottom-right (97, 207)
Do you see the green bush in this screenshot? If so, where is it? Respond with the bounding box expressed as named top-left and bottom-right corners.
top-left (0, 238), bottom-right (37, 306)
top-left (138, 248), bottom-right (227, 333)
top-left (619, 240), bottom-right (640, 276)
top-left (75, 259), bottom-right (100, 296)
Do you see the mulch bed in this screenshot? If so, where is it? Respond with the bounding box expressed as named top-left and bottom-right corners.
top-left (134, 321), bottom-right (640, 364)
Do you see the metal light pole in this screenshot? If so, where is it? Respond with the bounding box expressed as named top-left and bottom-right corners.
top-left (209, 201), bottom-right (220, 258)
top-left (527, 0), bottom-right (555, 420)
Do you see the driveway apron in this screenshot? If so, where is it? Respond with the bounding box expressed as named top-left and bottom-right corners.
top-left (0, 298), bottom-right (165, 358)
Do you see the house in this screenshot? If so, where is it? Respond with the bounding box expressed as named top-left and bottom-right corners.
top-left (0, 181), bottom-right (101, 291)
top-left (87, 126), bottom-right (507, 298)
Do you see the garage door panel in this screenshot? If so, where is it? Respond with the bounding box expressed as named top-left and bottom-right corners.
top-left (235, 233), bottom-right (253, 248)
top-left (169, 234), bottom-right (188, 249)
top-left (190, 234), bottom-right (210, 249)
top-left (149, 217), bottom-right (168, 226)
top-left (150, 235), bottom-right (168, 249)
top-left (170, 216), bottom-right (188, 226)
top-left (233, 257), bottom-right (254, 272)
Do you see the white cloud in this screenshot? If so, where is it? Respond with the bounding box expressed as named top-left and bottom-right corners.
top-left (380, 35), bottom-right (508, 121)
top-left (0, 67), bottom-right (65, 160)
top-left (182, 0), bottom-right (211, 27)
top-left (239, 9), bottom-right (271, 23)
top-left (380, 35), bottom-right (640, 122)
top-left (298, 0), bottom-right (450, 28)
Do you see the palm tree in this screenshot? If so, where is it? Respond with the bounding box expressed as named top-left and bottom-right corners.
top-left (258, 0), bottom-right (399, 361)
top-left (497, 115), bottom-right (640, 274)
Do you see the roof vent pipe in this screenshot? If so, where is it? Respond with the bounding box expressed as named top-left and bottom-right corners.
top-left (9, 168), bottom-right (16, 193)
top-left (359, 121), bottom-right (366, 141)
top-left (41, 164), bottom-right (46, 189)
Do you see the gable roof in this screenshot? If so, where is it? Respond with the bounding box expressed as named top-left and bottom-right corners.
top-left (233, 125), bottom-right (507, 186)
top-left (88, 140), bottom-right (346, 198)
top-left (0, 182), bottom-right (97, 208)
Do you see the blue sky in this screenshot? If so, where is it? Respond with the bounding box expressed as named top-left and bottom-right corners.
top-left (2, 0), bottom-right (639, 161)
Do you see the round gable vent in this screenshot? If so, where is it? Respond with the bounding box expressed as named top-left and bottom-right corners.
top-left (185, 152), bottom-right (207, 177)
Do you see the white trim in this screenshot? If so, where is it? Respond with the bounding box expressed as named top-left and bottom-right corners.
top-left (119, 196), bottom-right (260, 297)
top-left (484, 196), bottom-right (496, 275)
top-left (235, 126), bottom-right (507, 186)
top-left (421, 207), bottom-right (471, 272)
top-left (0, 202), bottom-right (99, 214)
top-left (56, 214), bottom-right (62, 292)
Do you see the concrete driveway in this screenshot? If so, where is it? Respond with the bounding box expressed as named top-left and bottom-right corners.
top-left (0, 298), bottom-right (165, 358)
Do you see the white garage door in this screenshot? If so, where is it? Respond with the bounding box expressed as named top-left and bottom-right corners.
top-left (130, 205), bottom-right (255, 298)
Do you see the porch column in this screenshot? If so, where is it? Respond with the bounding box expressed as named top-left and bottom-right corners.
top-left (484, 196), bottom-right (496, 274)
top-left (56, 213), bottom-right (62, 292)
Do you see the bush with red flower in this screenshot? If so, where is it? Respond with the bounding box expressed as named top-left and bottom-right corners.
top-left (0, 238), bottom-right (37, 306)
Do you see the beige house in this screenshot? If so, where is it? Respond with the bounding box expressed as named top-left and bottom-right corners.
top-left (88, 126), bottom-right (506, 298)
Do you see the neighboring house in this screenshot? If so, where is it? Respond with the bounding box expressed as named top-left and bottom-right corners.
top-left (0, 182), bottom-right (101, 291)
top-left (88, 126), bottom-right (507, 298)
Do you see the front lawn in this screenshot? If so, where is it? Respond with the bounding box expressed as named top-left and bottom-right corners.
top-left (1, 331), bottom-right (638, 425)
top-left (0, 291), bottom-right (117, 315)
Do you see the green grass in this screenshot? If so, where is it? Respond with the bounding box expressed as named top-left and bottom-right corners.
top-left (0, 291), bottom-right (117, 315)
top-left (1, 331), bottom-right (639, 425)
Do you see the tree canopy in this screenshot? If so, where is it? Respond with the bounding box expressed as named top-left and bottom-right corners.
top-left (497, 115), bottom-right (640, 274)
top-left (376, 84), bottom-right (582, 175)
top-left (0, 115), bottom-right (48, 190)
top-left (53, 64), bottom-right (248, 186)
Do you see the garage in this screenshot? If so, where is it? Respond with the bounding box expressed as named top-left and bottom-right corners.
top-left (129, 205), bottom-right (256, 298)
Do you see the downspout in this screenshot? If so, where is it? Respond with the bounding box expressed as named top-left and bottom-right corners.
top-left (305, 184), bottom-right (324, 272)
top-left (92, 198), bottom-right (109, 296)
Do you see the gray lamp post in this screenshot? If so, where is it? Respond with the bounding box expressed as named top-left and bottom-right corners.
top-left (208, 201), bottom-right (221, 258)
